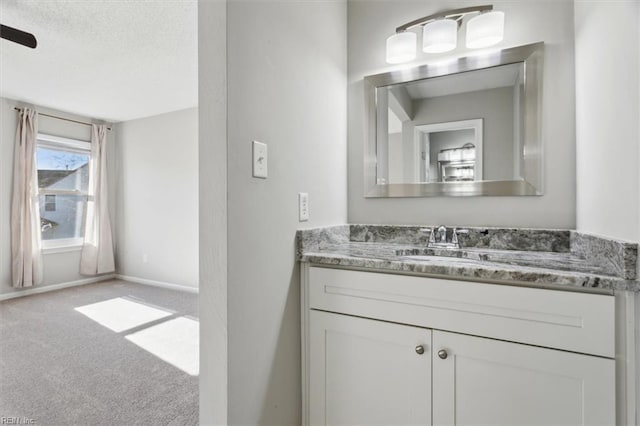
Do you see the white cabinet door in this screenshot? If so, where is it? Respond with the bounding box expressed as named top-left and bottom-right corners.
top-left (309, 310), bottom-right (432, 426)
top-left (432, 330), bottom-right (616, 426)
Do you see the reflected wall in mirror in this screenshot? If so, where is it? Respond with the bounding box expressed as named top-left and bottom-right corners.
top-left (365, 42), bottom-right (543, 197)
top-left (386, 116), bottom-right (485, 184)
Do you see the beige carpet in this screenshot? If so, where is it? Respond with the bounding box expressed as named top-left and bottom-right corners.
top-left (0, 280), bottom-right (198, 426)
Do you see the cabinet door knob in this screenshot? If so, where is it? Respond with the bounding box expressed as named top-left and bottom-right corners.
top-left (415, 345), bottom-right (425, 355)
top-left (438, 349), bottom-right (448, 359)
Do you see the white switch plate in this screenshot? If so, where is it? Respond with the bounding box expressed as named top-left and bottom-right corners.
top-left (298, 192), bottom-right (309, 222)
top-left (252, 141), bottom-right (268, 178)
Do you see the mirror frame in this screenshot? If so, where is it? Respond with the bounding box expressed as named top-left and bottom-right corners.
top-left (364, 42), bottom-right (544, 197)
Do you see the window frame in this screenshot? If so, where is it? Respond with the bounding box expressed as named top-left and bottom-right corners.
top-left (36, 133), bottom-right (92, 251)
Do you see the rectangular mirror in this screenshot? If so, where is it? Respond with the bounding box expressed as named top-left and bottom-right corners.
top-left (364, 42), bottom-right (544, 197)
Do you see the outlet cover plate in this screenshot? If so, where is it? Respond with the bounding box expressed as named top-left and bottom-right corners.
top-left (299, 192), bottom-right (309, 221)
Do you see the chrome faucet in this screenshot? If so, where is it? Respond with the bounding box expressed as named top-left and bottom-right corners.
top-left (421, 226), bottom-right (468, 249)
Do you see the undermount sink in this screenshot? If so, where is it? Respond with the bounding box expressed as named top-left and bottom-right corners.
top-left (399, 248), bottom-right (488, 262)
top-left (398, 247), bottom-right (593, 274)
top-left (400, 247), bottom-right (538, 268)
top-left (402, 254), bottom-right (482, 264)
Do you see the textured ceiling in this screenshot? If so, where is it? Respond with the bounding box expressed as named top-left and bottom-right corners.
top-left (0, 0), bottom-right (197, 122)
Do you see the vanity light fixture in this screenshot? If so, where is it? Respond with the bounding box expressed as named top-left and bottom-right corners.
top-left (422, 19), bottom-right (457, 53)
top-left (385, 5), bottom-right (505, 64)
top-left (386, 31), bottom-right (417, 64)
top-left (466, 10), bottom-right (505, 49)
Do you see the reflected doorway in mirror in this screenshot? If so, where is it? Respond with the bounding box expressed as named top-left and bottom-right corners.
top-left (410, 119), bottom-right (483, 184)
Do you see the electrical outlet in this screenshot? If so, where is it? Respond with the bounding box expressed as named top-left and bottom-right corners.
top-left (252, 141), bottom-right (268, 178)
top-left (299, 192), bottom-right (309, 222)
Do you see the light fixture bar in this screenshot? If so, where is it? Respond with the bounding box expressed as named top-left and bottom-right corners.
top-left (395, 5), bottom-right (493, 33)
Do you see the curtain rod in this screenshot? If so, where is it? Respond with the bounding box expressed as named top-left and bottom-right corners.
top-left (13, 107), bottom-right (112, 131)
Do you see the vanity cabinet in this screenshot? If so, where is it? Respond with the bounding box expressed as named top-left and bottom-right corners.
top-left (309, 311), bottom-right (432, 425)
top-left (431, 330), bottom-right (614, 426)
top-left (302, 266), bottom-right (617, 426)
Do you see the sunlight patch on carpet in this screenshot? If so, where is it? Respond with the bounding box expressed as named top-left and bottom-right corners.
top-left (74, 297), bottom-right (172, 332)
top-left (125, 317), bottom-right (199, 376)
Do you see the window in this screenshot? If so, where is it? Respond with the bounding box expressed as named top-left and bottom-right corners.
top-left (36, 134), bottom-right (91, 249)
top-left (44, 194), bottom-right (56, 211)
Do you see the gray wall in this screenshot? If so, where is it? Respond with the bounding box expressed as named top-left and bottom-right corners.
top-left (348, 0), bottom-right (576, 227)
top-left (115, 108), bottom-right (198, 288)
top-left (388, 87), bottom-right (514, 183)
top-left (226, 1), bottom-right (347, 424)
top-left (575, 0), bottom-right (640, 242)
top-left (413, 87), bottom-right (514, 182)
top-left (0, 97), bottom-right (116, 296)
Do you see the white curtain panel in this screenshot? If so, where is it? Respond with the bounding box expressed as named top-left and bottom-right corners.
top-left (11, 108), bottom-right (43, 288)
top-left (80, 124), bottom-right (115, 275)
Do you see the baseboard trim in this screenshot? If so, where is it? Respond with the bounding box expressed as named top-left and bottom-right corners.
top-left (115, 274), bottom-right (199, 294)
top-left (0, 274), bottom-right (116, 301)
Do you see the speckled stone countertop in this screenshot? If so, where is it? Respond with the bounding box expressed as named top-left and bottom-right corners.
top-left (296, 225), bottom-right (640, 293)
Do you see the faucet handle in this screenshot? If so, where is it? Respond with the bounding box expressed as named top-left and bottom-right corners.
top-left (452, 228), bottom-right (468, 248)
top-left (419, 227), bottom-right (436, 243)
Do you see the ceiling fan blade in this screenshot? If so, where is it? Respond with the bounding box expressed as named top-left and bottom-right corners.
top-left (1, 24), bottom-right (37, 49)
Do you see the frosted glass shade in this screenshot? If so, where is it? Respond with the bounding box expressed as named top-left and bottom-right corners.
top-left (466, 11), bottom-right (504, 49)
top-left (386, 32), bottom-right (417, 64)
top-left (422, 19), bottom-right (457, 53)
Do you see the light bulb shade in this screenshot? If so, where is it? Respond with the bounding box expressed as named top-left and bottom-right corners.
top-left (386, 31), bottom-right (417, 64)
top-left (422, 19), bottom-right (457, 53)
top-left (466, 11), bottom-right (504, 49)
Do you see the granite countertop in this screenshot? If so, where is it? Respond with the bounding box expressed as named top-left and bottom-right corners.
top-left (297, 225), bottom-right (640, 293)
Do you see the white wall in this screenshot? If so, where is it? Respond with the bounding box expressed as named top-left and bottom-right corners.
top-left (388, 132), bottom-right (403, 183)
top-left (348, 0), bottom-right (576, 227)
top-left (115, 108), bottom-right (198, 288)
top-left (573, 8), bottom-right (640, 419)
top-left (226, 1), bottom-right (347, 424)
top-left (574, 0), bottom-right (640, 242)
top-left (0, 97), bottom-right (116, 296)
top-left (198, 0), bottom-right (228, 424)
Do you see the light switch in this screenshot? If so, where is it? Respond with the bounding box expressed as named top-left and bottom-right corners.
top-left (252, 141), bottom-right (268, 178)
top-left (299, 192), bottom-right (309, 222)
